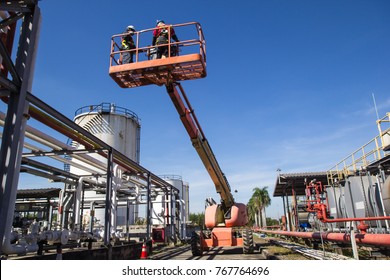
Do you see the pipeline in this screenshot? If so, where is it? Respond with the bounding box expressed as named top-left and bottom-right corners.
top-left (0, 111), bottom-right (106, 173)
top-left (24, 97), bottom-right (178, 192)
top-left (258, 229), bottom-right (390, 247)
top-left (319, 203), bottom-right (390, 224)
top-left (306, 180), bottom-right (390, 227)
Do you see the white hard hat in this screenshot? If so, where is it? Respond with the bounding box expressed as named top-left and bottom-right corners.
top-left (127, 25), bottom-right (135, 31)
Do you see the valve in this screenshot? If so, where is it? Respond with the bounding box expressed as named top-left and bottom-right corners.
top-left (357, 221), bottom-right (369, 234)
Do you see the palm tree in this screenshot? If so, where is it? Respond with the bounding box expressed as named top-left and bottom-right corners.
top-left (251, 187), bottom-right (271, 228)
top-left (246, 197), bottom-right (257, 226)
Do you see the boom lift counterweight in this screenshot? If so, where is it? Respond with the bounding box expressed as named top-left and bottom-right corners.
top-left (109, 22), bottom-right (253, 256)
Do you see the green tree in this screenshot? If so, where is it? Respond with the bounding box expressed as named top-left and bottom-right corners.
top-left (266, 217), bottom-right (279, 227)
top-left (249, 186), bottom-right (271, 228)
top-left (246, 197), bottom-right (257, 226)
top-left (189, 212), bottom-right (205, 228)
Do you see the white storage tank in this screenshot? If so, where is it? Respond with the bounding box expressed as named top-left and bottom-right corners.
top-left (151, 175), bottom-right (189, 240)
top-left (151, 194), bottom-right (169, 226)
top-left (73, 103), bottom-right (141, 163)
top-left (163, 175), bottom-right (190, 221)
top-left (68, 103), bottom-right (141, 230)
top-left (163, 175), bottom-right (189, 240)
top-left (151, 175), bottom-right (183, 226)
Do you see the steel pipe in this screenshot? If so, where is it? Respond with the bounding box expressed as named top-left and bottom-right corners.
top-left (25, 97), bottom-right (179, 193)
top-left (0, 111), bottom-right (107, 173)
top-left (259, 229), bottom-right (390, 247)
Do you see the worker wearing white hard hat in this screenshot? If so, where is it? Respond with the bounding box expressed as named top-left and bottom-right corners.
top-left (120, 25), bottom-right (136, 64)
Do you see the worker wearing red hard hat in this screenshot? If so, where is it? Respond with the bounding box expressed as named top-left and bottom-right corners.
top-left (151, 20), bottom-right (179, 59)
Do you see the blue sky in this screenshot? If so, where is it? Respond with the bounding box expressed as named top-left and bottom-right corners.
top-left (3, 0), bottom-right (390, 219)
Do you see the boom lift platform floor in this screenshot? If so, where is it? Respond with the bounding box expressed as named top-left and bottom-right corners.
top-left (109, 54), bottom-right (206, 88)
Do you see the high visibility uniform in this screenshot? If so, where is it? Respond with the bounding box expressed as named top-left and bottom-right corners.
top-left (121, 31), bottom-right (135, 63)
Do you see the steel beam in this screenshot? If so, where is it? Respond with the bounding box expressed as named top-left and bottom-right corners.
top-left (0, 12), bottom-right (24, 30)
top-left (0, 38), bottom-right (21, 84)
top-left (0, 1), bottom-right (36, 13)
top-left (22, 148), bottom-right (107, 157)
top-left (0, 3), bottom-right (41, 256)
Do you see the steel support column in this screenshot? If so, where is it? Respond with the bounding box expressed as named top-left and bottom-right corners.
top-left (146, 172), bottom-right (152, 240)
top-left (0, 3), bottom-right (41, 256)
top-left (104, 148), bottom-right (113, 247)
top-left (285, 190), bottom-right (291, 231)
top-left (282, 193), bottom-right (287, 229)
top-left (126, 200), bottom-right (130, 242)
top-left (170, 187), bottom-right (175, 243)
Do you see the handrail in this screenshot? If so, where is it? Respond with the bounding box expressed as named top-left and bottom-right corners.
top-left (327, 112), bottom-right (390, 184)
top-left (109, 22), bottom-right (206, 67)
top-left (377, 112), bottom-right (390, 149)
top-left (75, 103), bottom-right (140, 123)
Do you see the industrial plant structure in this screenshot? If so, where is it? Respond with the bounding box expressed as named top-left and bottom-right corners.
top-left (0, 1), bottom-right (190, 260)
top-left (0, 1), bottom-right (389, 261)
top-left (265, 113), bottom-right (390, 258)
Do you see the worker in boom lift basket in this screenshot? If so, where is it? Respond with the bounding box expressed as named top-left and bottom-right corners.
top-left (120, 25), bottom-right (136, 64)
top-left (151, 20), bottom-right (179, 59)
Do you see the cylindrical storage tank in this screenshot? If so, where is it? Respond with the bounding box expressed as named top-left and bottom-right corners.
top-left (343, 175), bottom-right (379, 220)
top-left (326, 185), bottom-right (346, 229)
top-left (73, 103), bottom-right (141, 163)
top-left (163, 175), bottom-right (190, 219)
top-left (297, 212), bottom-right (309, 223)
top-left (163, 175), bottom-right (184, 195)
top-left (68, 103), bottom-right (141, 232)
top-left (383, 175), bottom-right (390, 215)
top-left (151, 194), bottom-right (167, 226)
top-left (296, 204), bottom-right (309, 225)
top-left (327, 185), bottom-right (341, 218)
top-left (367, 179), bottom-right (386, 217)
top-left (160, 175), bottom-right (189, 239)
